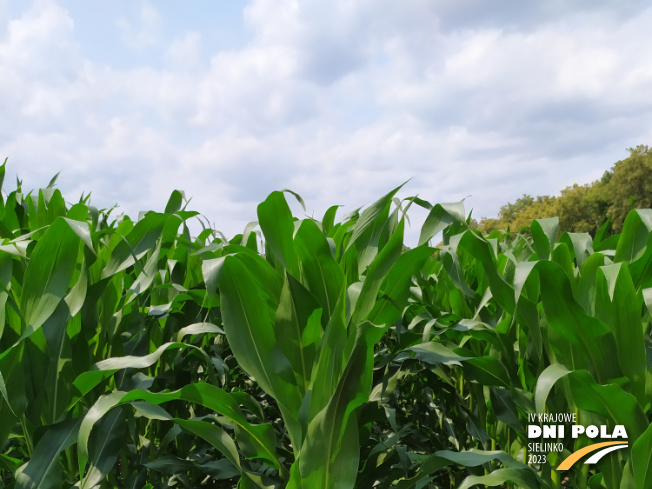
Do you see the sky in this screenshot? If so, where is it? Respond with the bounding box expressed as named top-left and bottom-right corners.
top-left (1, 0), bottom-right (651, 241)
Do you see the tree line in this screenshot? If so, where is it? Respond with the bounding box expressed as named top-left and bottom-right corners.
top-left (477, 145), bottom-right (652, 235)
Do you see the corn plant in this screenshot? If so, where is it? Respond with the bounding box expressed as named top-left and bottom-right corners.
top-left (0, 159), bottom-right (650, 489)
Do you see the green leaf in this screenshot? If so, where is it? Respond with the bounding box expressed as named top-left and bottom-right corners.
top-left (275, 273), bottom-right (321, 392)
top-left (643, 287), bottom-right (652, 316)
top-left (535, 260), bottom-right (615, 381)
top-left (81, 408), bottom-right (125, 489)
top-left (531, 217), bottom-right (558, 260)
top-left (0, 157), bottom-right (5, 193)
top-left (322, 205), bottom-right (341, 235)
top-left (403, 342), bottom-right (472, 366)
top-left (165, 190), bottom-right (185, 214)
top-left (294, 219), bottom-right (345, 323)
top-left (102, 212), bottom-right (168, 278)
top-left (568, 370), bottom-right (648, 443)
top-left (419, 201), bottom-right (467, 246)
top-left (16, 417), bottom-right (81, 489)
top-left (308, 291), bottom-right (348, 420)
top-left (457, 468), bottom-right (542, 489)
top-left (397, 449), bottom-right (543, 489)
top-left (539, 367), bottom-right (648, 443)
top-left (596, 263), bottom-right (646, 403)
top-left (0, 251), bottom-right (13, 339)
top-left (298, 322), bottom-right (384, 488)
top-left (631, 422), bottom-right (652, 489)
top-left (459, 231), bottom-right (515, 312)
top-left (614, 209), bottom-right (652, 263)
top-left (564, 232), bottom-right (593, 267)
top-left (122, 384), bottom-right (282, 471)
top-left (77, 391), bottom-right (125, 480)
top-left (257, 191), bottom-right (299, 275)
top-left (176, 322), bottom-right (224, 342)
top-left (20, 217), bottom-right (81, 336)
top-left (350, 219), bottom-right (405, 326)
top-left (535, 363), bottom-right (572, 414)
top-left (72, 342), bottom-right (211, 400)
top-left (463, 356), bottom-right (511, 388)
top-left (218, 255), bottom-right (302, 423)
top-left (348, 182), bottom-right (405, 251)
top-left (368, 245), bottom-right (434, 326)
top-left (62, 217), bottom-right (95, 254)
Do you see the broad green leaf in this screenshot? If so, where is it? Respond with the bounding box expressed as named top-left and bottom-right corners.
top-left (42, 302), bottom-right (74, 424)
top-left (535, 363), bottom-right (572, 414)
top-left (77, 391), bottom-right (125, 480)
top-left (72, 342), bottom-right (211, 400)
top-left (419, 201), bottom-right (467, 246)
top-left (347, 182), bottom-right (404, 252)
top-left (368, 245), bottom-right (433, 326)
top-left (643, 287), bottom-right (652, 316)
top-left (459, 231), bottom-right (515, 312)
top-left (397, 449), bottom-right (543, 489)
top-left (124, 238), bottom-right (161, 301)
top-left (299, 322), bottom-right (384, 488)
top-left (614, 209), bottom-right (652, 263)
top-left (490, 387), bottom-right (523, 433)
top-left (596, 263), bottom-right (646, 403)
top-left (20, 217), bottom-right (81, 336)
top-left (350, 219), bottom-right (405, 326)
top-left (540, 368), bottom-right (647, 443)
top-left (164, 190), bottom-right (184, 214)
top-left (564, 232), bottom-right (593, 267)
top-left (62, 217), bottom-right (95, 254)
top-left (631, 422), bottom-right (652, 489)
top-left (536, 260), bottom-right (615, 381)
top-left (575, 252), bottom-right (606, 314)
top-left (0, 251), bottom-right (12, 338)
top-left (294, 219), bottom-right (345, 323)
top-left (16, 417), bottom-right (81, 489)
top-left (531, 217), bottom-right (558, 260)
top-left (63, 254), bottom-right (87, 317)
top-left (403, 342), bottom-right (472, 366)
top-left (457, 468), bottom-right (542, 489)
top-left (440, 249), bottom-right (475, 298)
top-left (202, 256), bottom-right (226, 295)
top-left (81, 408), bottom-right (125, 489)
top-left (275, 273), bottom-right (321, 391)
top-left (463, 355), bottom-right (511, 388)
top-left (322, 205), bottom-right (340, 235)
top-left (568, 370), bottom-right (648, 442)
top-left (218, 255), bottom-right (302, 424)
top-left (176, 322), bottom-right (224, 342)
top-left (121, 384), bottom-right (282, 471)
top-left (79, 383), bottom-right (283, 478)
top-left (436, 448), bottom-right (535, 469)
top-left (152, 418), bottom-right (271, 487)
top-left (308, 290), bottom-right (348, 421)
top-left (257, 191), bottom-right (299, 275)
top-left (102, 212), bottom-right (168, 278)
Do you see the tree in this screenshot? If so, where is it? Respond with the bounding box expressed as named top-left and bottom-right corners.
top-left (604, 145), bottom-right (652, 231)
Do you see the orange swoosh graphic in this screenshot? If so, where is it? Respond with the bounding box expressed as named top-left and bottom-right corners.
top-left (557, 441), bottom-right (628, 471)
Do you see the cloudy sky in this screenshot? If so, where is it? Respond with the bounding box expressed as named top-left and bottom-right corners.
top-left (1, 0), bottom-right (651, 239)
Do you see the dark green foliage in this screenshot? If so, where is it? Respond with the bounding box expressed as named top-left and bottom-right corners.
top-left (0, 159), bottom-right (650, 488)
top-left (480, 144), bottom-right (652, 235)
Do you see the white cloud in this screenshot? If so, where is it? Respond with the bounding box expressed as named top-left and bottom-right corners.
top-left (117, 3), bottom-right (163, 49)
top-left (1, 0), bottom-right (652, 242)
top-left (165, 31), bottom-right (201, 70)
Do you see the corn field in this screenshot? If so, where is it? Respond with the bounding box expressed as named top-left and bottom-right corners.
top-left (0, 160), bottom-right (650, 488)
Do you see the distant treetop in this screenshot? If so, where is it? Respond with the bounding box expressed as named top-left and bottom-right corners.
top-left (478, 145), bottom-right (652, 236)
